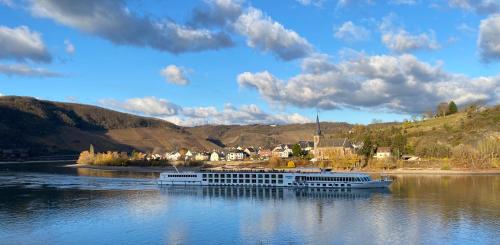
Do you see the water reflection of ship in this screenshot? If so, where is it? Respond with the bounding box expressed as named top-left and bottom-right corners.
top-left (159, 186), bottom-right (390, 200)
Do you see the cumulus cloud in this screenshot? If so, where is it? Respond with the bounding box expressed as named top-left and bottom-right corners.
top-left (99, 96), bottom-right (311, 126)
top-left (478, 14), bottom-right (500, 62)
top-left (160, 65), bottom-right (190, 85)
top-left (334, 21), bottom-right (371, 42)
top-left (64, 39), bottom-right (75, 54)
top-left (99, 97), bottom-right (180, 117)
top-left (0, 63), bottom-right (62, 77)
top-left (30, 0), bottom-right (233, 54)
top-left (233, 7), bottom-right (313, 60)
top-left (189, 0), bottom-right (243, 27)
top-left (449, 0), bottom-right (500, 14)
top-left (179, 104), bottom-right (311, 126)
top-left (238, 53), bottom-right (499, 114)
top-left (0, 25), bottom-right (52, 63)
top-left (187, 0), bottom-right (313, 61)
top-left (380, 14), bottom-right (440, 53)
top-left (382, 29), bottom-right (440, 53)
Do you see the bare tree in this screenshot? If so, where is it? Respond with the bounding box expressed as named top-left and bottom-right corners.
top-left (437, 102), bottom-right (449, 117)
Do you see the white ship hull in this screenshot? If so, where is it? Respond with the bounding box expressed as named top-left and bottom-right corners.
top-left (157, 170), bottom-right (392, 189)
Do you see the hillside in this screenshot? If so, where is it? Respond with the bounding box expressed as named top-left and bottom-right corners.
top-left (0, 96), bottom-right (216, 156)
top-left (403, 106), bottom-right (500, 154)
top-left (0, 96), bottom-right (498, 158)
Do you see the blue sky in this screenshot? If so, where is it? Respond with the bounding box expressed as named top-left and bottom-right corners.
top-left (0, 0), bottom-right (499, 126)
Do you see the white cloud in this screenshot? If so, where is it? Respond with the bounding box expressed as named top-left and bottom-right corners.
top-left (189, 0), bottom-right (243, 27)
top-left (189, 0), bottom-right (314, 61)
top-left (238, 53), bottom-right (499, 114)
top-left (30, 0), bottom-right (233, 54)
top-left (382, 29), bottom-right (440, 53)
top-left (296, 0), bottom-right (324, 7)
top-left (0, 25), bottom-right (52, 63)
top-left (233, 7), bottom-right (313, 60)
top-left (160, 65), bottom-right (190, 85)
top-left (99, 96), bottom-right (311, 126)
top-left (478, 14), bottom-right (500, 62)
top-left (449, 0), bottom-right (500, 14)
top-left (176, 104), bottom-right (312, 126)
top-left (456, 22), bottom-right (476, 34)
top-left (64, 39), bottom-right (75, 54)
top-left (379, 14), bottom-right (440, 53)
top-left (99, 97), bottom-right (180, 117)
top-left (334, 21), bottom-right (371, 42)
top-left (0, 63), bottom-right (62, 77)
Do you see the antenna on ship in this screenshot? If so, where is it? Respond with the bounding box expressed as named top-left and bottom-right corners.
top-left (173, 164), bottom-right (180, 173)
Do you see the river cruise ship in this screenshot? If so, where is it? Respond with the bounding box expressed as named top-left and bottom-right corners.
top-left (157, 169), bottom-right (392, 189)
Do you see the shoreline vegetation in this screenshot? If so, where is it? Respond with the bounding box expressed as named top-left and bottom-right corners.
top-left (68, 163), bottom-right (500, 175)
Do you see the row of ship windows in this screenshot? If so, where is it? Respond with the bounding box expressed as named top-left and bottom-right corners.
top-left (297, 176), bottom-right (370, 182)
top-left (203, 174), bottom-right (283, 179)
top-left (291, 183), bottom-right (352, 187)
top-left (204, 179), bottom-right (284, 184)
top-left (167, 175), bottom-right (197, 178)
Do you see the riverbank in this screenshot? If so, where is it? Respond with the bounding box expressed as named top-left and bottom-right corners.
top-left (68, 164), bottom-right (500, 175)
top-left (371, 168), bottom-right (500, 175)
top-left (0, 159), bottom-right (77, 165)
top-left (66, 164), bottom-right (203, 173)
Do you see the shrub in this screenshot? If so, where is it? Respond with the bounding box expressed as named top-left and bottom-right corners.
top-left (415, 142), bottom-right (451, 158)
top-left (268, 157), bottom-right (284, 168)
top-left (440, 159), bottom-right (451, 170)
top-left (77, 151), bottom-right (93, 165)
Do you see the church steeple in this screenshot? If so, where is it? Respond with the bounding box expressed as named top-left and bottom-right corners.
top-left (315, 112), bottom-right (321, 136)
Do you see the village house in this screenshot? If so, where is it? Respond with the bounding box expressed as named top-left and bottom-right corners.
top-left (244, 147), bottom-right (257, 157)
top-left (257, 149), bottom-right (272, 159)
top-left (147, 153), bottom-right (162, 161)
top-left (272, 144), bottom-right (293, 158)
top-left (227, 151), bottom-right (245, 161)
top-left (166, 152), bottom-right (181, 161)
top-left (313, 114), bottom-right (356, 161)
top-left (374, 147), bottom-right (392, 159)
top-left (184, 150), bottom-right (193, 161)
top-left (298, 141), bottom-right (314, 152)
top-left (210, 151), bottom-right (220, 161)
top-left (194, 152), bottom-right (209, 161)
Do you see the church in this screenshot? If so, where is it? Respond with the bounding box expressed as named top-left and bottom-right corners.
top-left (313, 114), bottom-right (356, 161)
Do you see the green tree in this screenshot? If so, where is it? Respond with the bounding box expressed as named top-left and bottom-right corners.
top-left (359, 135), bottom-right (374, 166)
top-left (391, 133), bottom-right (407, 158)
top-left (448, 101), bottom-right (458, 115)
top-left (292, 144), bottom-right (302, 157)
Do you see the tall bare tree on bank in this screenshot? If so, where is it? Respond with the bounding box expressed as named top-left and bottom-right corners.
top-left (437, 102), bottom-right (449, 117)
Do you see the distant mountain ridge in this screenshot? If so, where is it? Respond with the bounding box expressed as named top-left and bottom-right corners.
top-left (0, 96), bottom-right (354, 156)
top-left (2, 96), bottom-right (496, 158)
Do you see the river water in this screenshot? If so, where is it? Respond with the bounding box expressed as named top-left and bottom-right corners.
top-left (0, 163), bottom-right (499, 245)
